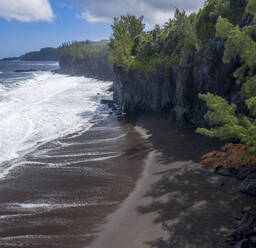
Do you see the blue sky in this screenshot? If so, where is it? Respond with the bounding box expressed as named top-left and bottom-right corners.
top-left (0, 0), bottom-right (112, 58)
top-left (0, 0), bottom-right (204, 58)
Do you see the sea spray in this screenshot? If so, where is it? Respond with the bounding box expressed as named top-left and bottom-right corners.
top-left (0, 71), bottom-right (112, 178)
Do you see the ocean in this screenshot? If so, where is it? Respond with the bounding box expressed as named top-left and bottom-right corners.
top-left (0, 60), bottom-right (112, 179)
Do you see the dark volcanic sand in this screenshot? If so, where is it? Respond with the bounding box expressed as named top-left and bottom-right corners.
top-left (90, 115), bottom-right (256, 248)
top-left (0, 115), bottom-right (150, 248)
top-left (1, 114), bottom-right (256, 248)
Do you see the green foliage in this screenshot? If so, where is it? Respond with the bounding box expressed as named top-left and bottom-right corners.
top-left (109, 15), bottom-right (145, 68)
top-left (108, 10), bottom-right (202, 71)
top-left (163, 10), bottom-right (201, 64)
top-left (196, 0), bottom-right (247, 42)
top-left (108, 0), bottom-right (251, 73)
top-left (135, 32), bottom-right (155, 58)
top-left (196, 93), bottom-right (256, 153)
top-left (241, 76), bottom-right (256, 98)
top-left (215, 17), bottom-right (234, 38)
top-left (109, 0), bottom-right (250, 72)
top-left (228, 0), bottom-right (248, 24)
top-left (109, 0), bottom-right (248, 72)
top-left (197, 1), bottom-right (256, 156)
top-left (216, 18), bottom-right (256, 95)
top-left (246, 0), bottom-right (256, 20)
top-left (196, 0), bottom-right (221, 42)
top-left (57, 41), bottom-right (109, 61)
top-left (130, 55), bottom-right (159, 72)
top-left (246, 97), bottom-right (256, 116)
top-left (196, 0), bottom-right (256, 157)
top-left (215, 15), bottom-right (256, 100)
top-left (107, 0), bottom-right (256, 157)
top-left (198, 93), bottom-right (238, 126)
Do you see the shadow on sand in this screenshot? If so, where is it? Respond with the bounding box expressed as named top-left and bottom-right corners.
top-left (132, 115), bottom-right (256, 248)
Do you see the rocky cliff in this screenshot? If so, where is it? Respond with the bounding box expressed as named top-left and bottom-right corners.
top-left (113, 44), bottom-right (241, 127)
top-left (58, 55), bottom-right (114, 81)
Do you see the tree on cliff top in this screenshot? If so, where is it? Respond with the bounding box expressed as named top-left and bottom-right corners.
top-left (57, 41), bottom-right (109, 61)
top-left (109, 15), bottom-right (145, 68)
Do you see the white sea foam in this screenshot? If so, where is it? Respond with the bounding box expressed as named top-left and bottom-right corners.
top-left (27, 62), bottom-right (59, 66)
top-left (0, 71), bottom-right (112, 178)
top-left (6, 201), bottom-right (119, 213)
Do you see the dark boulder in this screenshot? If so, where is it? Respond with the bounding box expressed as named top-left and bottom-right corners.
top-left (214, 166), bottom-right (235, 177)
top-left (235, 239), bottom-right (252, 248)
top-left (15, 69), bottom-right (38, 73)
top-left (228, 209), bottom-right (256, 248)
top-left (100, 99), bottom-right (116, 109)
top-left (237, 212), bottom-right (256, 235)
top-left (240, 180), bottom-right (256, 196)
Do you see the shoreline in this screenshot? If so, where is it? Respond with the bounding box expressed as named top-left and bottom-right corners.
top-left (0, 114), bottom-right (150, 248)
top-left (0, 69), bottom-right (113, 180)
top-left (91, 115), bottom-right (256, 248)
top-left (0, 114), bottom-right (255, 248)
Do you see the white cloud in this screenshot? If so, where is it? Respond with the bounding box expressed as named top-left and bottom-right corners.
top-left (0, 0), bottom-right (54, 22)
top-left (77, 12), bottom-right (111, 23)
top-left (74, 0), bottom-right (205, 26)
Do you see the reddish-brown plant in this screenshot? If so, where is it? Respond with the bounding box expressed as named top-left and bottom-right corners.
top-left (200, 143), bottom-right (256, 168)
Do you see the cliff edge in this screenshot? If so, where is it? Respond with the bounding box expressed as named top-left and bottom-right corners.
top-left (113, 45), bottom-right (240, 126)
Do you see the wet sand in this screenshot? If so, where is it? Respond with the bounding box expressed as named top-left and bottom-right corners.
top-left (0, 115), bottom-right (150, 248)
top-left (91, 115), bottom-right (256, 248)
top-left (1, 114), bottom-right (256, 248)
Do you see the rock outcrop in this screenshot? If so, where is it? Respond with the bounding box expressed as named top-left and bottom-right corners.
top-left (227, 208), bottom-right (256, 248)
top-left (113, 44), bottom-right (241, 126)
top-left (58, 55), bottom-right (114, 81)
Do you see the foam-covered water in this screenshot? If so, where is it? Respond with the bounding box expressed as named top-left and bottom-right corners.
top-left (0, 61), bottom-right (112, 178)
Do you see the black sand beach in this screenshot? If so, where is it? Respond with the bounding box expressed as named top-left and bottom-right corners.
top-left (0, 114), bottom-right (256, 248)
top-left (0, 115), bottom-right (149, 248)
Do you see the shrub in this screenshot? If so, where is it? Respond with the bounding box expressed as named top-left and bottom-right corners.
top-left (200, 143), bottom-right (256, 167)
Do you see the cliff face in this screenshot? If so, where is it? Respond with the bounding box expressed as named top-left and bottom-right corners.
top-left (59, 55), bottom-right (114, 81)
top-left (113, 45), bottom-right (240, 126)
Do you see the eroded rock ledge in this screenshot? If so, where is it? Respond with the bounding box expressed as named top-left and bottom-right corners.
top-left (57, 55), bottom-right (115, 81)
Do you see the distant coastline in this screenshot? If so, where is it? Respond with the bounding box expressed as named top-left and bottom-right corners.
top-left (2, 47), bottom-right (59, 61)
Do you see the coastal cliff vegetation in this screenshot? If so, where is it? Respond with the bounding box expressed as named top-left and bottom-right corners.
top-left (109, 0), bottom-right (256, 163)
top-left (109, 0), bottom-right (250, 71)
top-left (56, 40), bottom-right (114, 80)
top-left (57, 40), bottom-right (109, 61)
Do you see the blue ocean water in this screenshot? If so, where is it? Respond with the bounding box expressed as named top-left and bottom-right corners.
top-left (0, 60), bottom-right (59, 85)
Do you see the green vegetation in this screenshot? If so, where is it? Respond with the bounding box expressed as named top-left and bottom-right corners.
top-left (197, 93), bottom-right (256, 154)
top-left (57, 40), bottom-right (109, 61)
top-left (247, 0), bottom-right (256, 20)
top-left (109, 10), bottom-right (203, 71)
top-left (109, 0), bottom-right (249, 72)
top-left (109, 15), bottom-right (145, 67)
top-left (196, 1), bottom-right (256, 156)
top-left (196, 0), bottom-right (247, 42)
top-left (108, 0), bottom-right (256, 159)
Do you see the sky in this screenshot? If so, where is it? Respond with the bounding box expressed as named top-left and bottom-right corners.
top-left (0, 0), bottom-right (205, 58)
